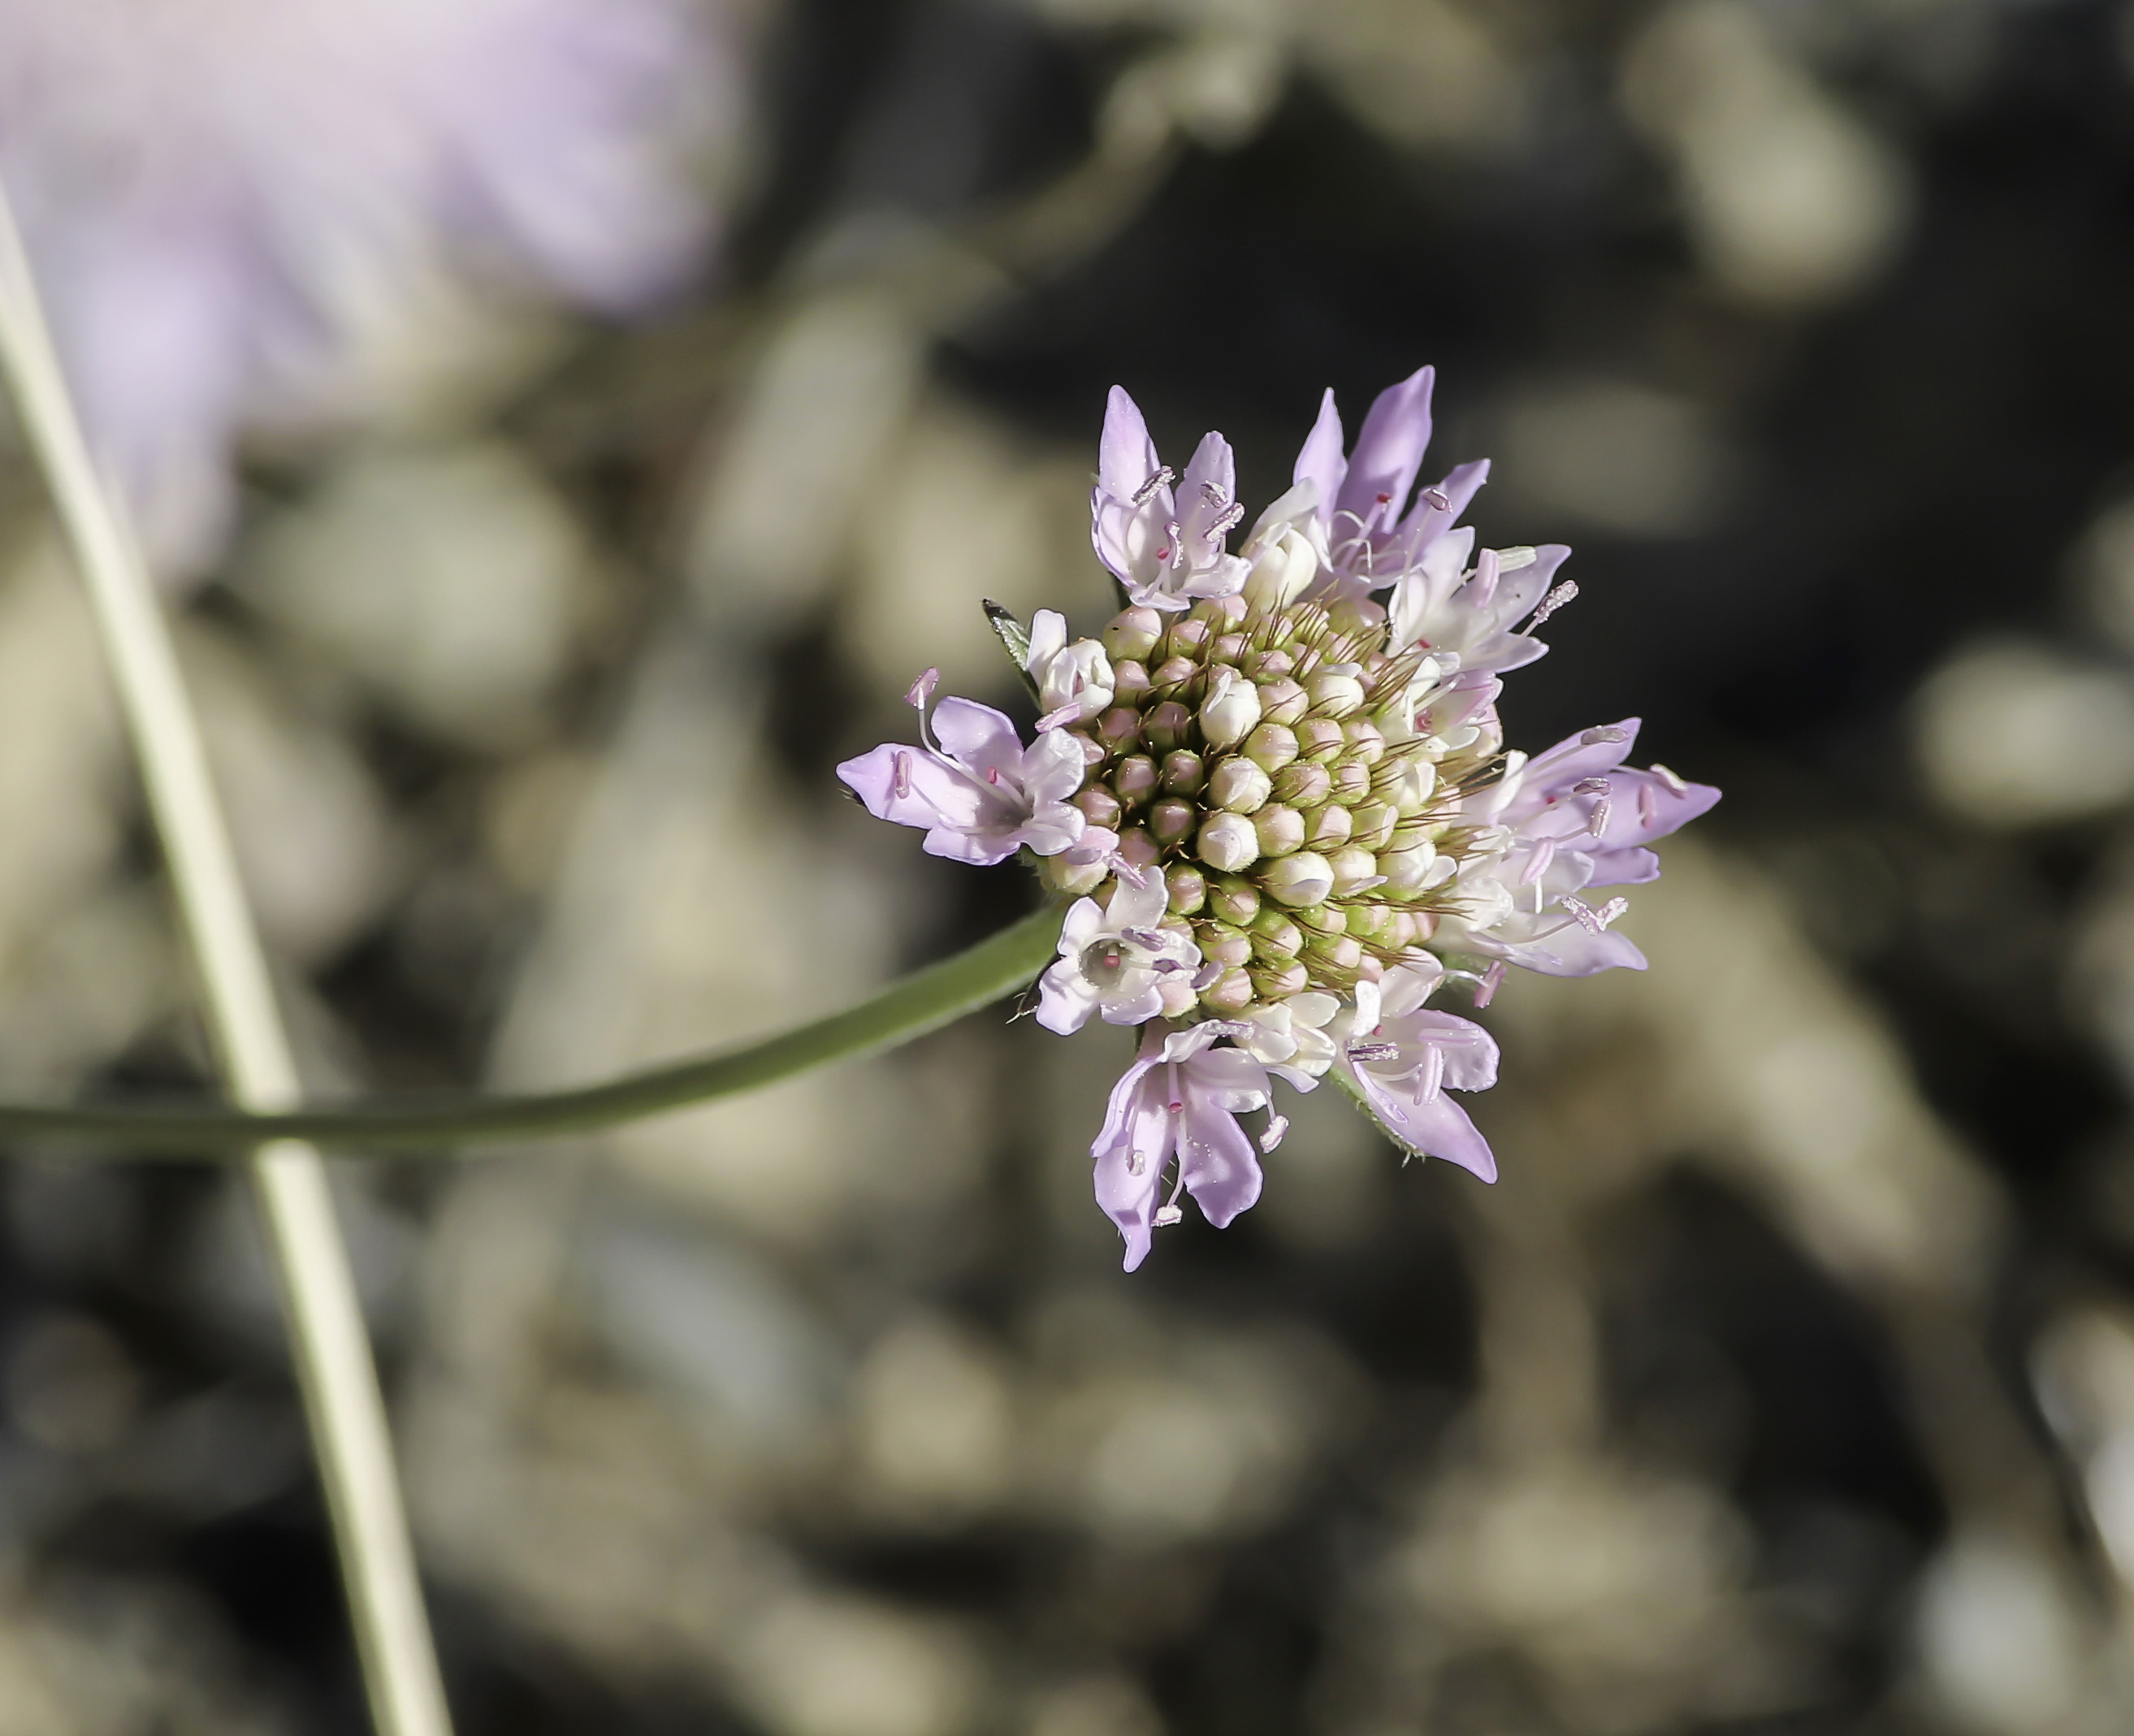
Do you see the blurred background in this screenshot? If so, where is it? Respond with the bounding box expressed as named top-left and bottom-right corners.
top-left (1, 0), bottom-right (2132, 1731)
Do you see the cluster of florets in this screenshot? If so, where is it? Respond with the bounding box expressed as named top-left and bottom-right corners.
top-left (839, 366), bottom-right (1720, 1271)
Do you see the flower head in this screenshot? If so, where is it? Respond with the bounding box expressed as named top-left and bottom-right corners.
top-left (843, 367), bottom-right (1720, 1267)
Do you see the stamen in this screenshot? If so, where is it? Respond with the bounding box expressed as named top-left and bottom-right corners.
top-left (904, 668), bottom-right (939, 709)
top-left (892, 751), bottom-right (911, 799)
top-left (1581, 725), bottom-right (1630, 746)
top-left (1421, 486), bottom-right (1452, 512)
top-left (1466, 547), bottom-right (1500, 608)
top-left (1572, 777), bottom-right (1612, 796)
top-left (1126, 1149), bottom-right (1147, 1176)
top-left (1638, 783), bottom-right (1658, 826)
top-left (1527, 581), bottom-right (1578, 630)
top-left (1132, 465), bottom-right (1175, 506)
top-left (1261, 1115), bottom-right (1290, 1154)
top-left (1519, 837), bottom-right (1556, 886)
top-left (1165, 522), bottom-right (1186, 569)
top-left (1417, 1044), bottom-right (1445, 1105)
top-left (1558, 894), bottom-right (1629, 933)
top-left (1473, 961), bottom-right (1504, 1010)
top-left (1122, 928), bottom-right (1169, 949)
top-left (1348, 1041), bottom-right (1400, 1063)
top-left (1590, 797), bottom-right (1612, 838)
top-left (1153, 1205), bottom-right (1184, 1227)
top-left (1199, 478), bottom-right (1230, 508)
top-left (1208, 500), bottom-right (1245, 537)
top-left (1651, 762), bottom-right (1687, 793)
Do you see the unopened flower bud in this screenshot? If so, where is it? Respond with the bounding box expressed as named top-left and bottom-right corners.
top-left (1157, 972), bottom-right (1200, 1018)
top-left (1303, 931), bottom-right (1363, 973)
top-left (1103, 608), bottom-right (1162, 662)
top-left (1075, 786), bottom-right (1121, 829)
top-left (1345, 903), bottom-right (1392, 942)
top-left (1150, 655), bottom-right (1197, 690)
top-left (1210, 756), bottom-right (1273, 814)
top-left (1375, 756), bottom-right (1436, 812)
top-left (1307, 671), bottom-right (1366, 717)
top-left (1328, 846), bottom-right (1380, 896)
top-left (1243, 525), bottom-right (1316, 613)
top-left (1271, 761), bottom-right (1331, 807)
top-left (1379, 843), bottom-right (1438, 894)
top-left (1202, 923), bottom-right (1253, 968)
top-left (1262, 850), bottom-right (1335, 907)
top-left (1201, 967), bottom-right (1255, 1015)
top-left (1113, 755), bottom-right (1158, 804)
top-left (1111, 660), bottom-right (1151, 708)
top-left (1097, 707), bottom-right (1141, 750)
top-left (1149, 797), bottom-right (1197, 846)
top-left (1351, 801), bottom-right (1397, 850)
top-left (1163, 864), bottom-right (1208, 916)
top-left (1292, 901), bottom-right (1347, 937)
top-left (1250, 923), bottom-right (1301, 966)
top-left (1298, 717), bottom-right (1346, 762)
top-left (1250, 904), bottom-right (1304, 942)
top-left (1258, 678), bottom-right (1309, 726)
top-left (1244, 649), bottom-right (1292, 682)
top-left (1197, 812), bottom-right (1259, 872)
top-left (1212, 632), bottom-right (1249, 665)
top-left (1209, 878), bottom-right (1260, 926)
top-left (1329, 759), bottom-right (1372, 804)
top-left (1343, 718), bottom-right (1385, 764)
top-left (1305, 804), bottom-right (1353, 848)
top-left (1253, 803), bottom-right (1305, 857)
top-left (1118, 828), bottom-right (1159, 876)
top-left (1250, 959), bottom-right (1309, 1000)
top-left (1160, 749), bottom-right (1206, 794)
top-left (1243, 722), bottom-right (1299, 773)
top-left (1041, 852), bottom-right (1110, 897)
top-left (1145, 701), bottom-right (1193, 753)
top-left (1199, 669), bottom-right (1263, 751)
top-left (1165, 617), bottom-right (1212, 659)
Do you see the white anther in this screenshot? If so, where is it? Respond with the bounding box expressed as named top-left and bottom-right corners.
top-left (892, 751), bottom-right (911, 799)
top-left (1581, 725), bottom-right (1630, 746)
top-left (905, 667), bottom-right (939, 708)
top-left (1132, 465), bottom-right (1175, 506)
top-left (1519, 837), bottom-right (1556, 886)
top-left (1473, 961), bottom-right (1504, 1010)
top-left (1527, 581), bottom-right (1578, 630)
top-left (1467, 548), bottom-right (1500, 608)
top-left (1572, 777), bottom-right (1612, 796)
top-left (1347, 1041), bottom-right (1400, 1063)
top-left (1590, 797), bottom-right (1611, 838)
top-left (1126, 1149), bottom-right (1147, 1176)
top-left (1638, 783), bottom-right (1658, 826)
top-left (1208, 500), bottom-right (1245, 537)
top-left (1165, 520), bottom-right (1187, 568)
top-left (1199, 478), bottom-right (1230, 508)
top-left (1651, 763), bottom-right (1687, 793)
top-left (1260, 1115), bottom-right (1290, 1154)
top-left (1422, 486), bottom-right (1452, 512)
top-left (1153, 1204), bottom-right (1184, 1227)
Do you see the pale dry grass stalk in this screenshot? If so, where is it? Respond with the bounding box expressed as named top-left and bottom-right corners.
top-left (0, 181), bottom-right (452, 1736)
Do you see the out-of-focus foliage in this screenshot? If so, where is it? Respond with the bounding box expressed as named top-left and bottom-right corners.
top-left (4, 1), bottom-right (2134, 1732)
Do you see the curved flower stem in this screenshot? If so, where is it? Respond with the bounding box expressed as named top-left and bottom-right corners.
top-left (0, 188), bottom-right (451, 1736)
top-left (0, 908), bottom-right (1062, 1154)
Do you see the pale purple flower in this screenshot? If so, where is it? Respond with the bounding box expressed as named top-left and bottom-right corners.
top-left (1038, 875), bottom-right (1201, 1034)
top-left (1387, 539), bottom-right (1574, 676)
top-left (1336, 965), bottom-right (1500, 1180)
top-left (0, 0), bottom-right (725, 574)
top-left (1289, 365), bottom-right (1490, 608)
top-left (1438, 717), bottom-right (1721, 976)
top-left (1231, 992), bottom-right (1342, 1081)
top-left (838, 678), bottom-right (1087, 866)
top-left (1090, 387), bottom-right (1250, 612)
top-left (1025, 608), bottom-right (1115, 730)
top-left (1092, 1024), bottom-right (1291, 1272)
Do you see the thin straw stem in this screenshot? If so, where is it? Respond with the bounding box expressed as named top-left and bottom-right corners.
top-left (0, 906), bottom-right (1062, 1153)
top-left (0, 186), bottom-right (451, 1736)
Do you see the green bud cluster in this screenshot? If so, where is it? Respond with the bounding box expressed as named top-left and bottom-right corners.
top-left (1037, 590), bottom-right (1499, 1020)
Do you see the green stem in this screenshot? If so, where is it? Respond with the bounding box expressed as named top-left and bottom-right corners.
top-left (0, 908), bottom-right (1060, 1154)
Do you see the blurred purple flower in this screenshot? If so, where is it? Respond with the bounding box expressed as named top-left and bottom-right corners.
top-left (0, 0), bottom-right (727, 570)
